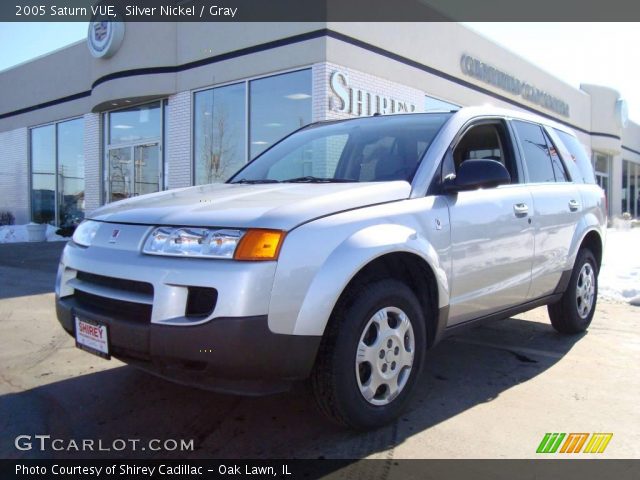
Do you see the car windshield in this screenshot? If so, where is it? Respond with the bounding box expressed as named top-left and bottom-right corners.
top-left (229, 113), bottom-right (452, 184)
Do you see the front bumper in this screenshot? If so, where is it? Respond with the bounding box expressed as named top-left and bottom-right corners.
top-left (57, 297), bottom-right (321, 394)
top-left (55, 223), bottom-right (321, 394)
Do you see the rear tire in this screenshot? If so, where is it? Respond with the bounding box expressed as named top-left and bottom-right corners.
top-left (548, 248), bottom-right (598, 334)
top-left (311, 279), bottom-right (427, 430)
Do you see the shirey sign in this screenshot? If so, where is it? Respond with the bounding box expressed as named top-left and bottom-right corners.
top-left (330, 71), bottom-right (417, 116)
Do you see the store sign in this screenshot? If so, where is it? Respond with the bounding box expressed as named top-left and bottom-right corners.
top-left (329, 71), bottom-right (416, 116)
top-left (87, 21), bottom-right (125, 59)
top-left (460, 54), bottom-right (570, 117)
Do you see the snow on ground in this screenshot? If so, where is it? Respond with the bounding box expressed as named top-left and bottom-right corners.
top-left (0, 224), bottom-right (66, 243)
top-left (599, 228), bottom-right (640, 306)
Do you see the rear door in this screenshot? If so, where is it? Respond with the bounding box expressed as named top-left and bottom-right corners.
top-left (444, 119), bottom-right (534, 325)
top-left (511, 120), bottom-right (583, 299)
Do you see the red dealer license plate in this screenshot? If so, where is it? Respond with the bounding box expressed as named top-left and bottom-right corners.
top-left (75, 316), bottom-right (110, 359)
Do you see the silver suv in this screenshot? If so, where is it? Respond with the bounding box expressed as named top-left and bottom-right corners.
top-left (56, 107), bottom-right (606, 429)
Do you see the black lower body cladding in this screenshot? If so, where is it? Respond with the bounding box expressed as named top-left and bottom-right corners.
top-left (56, 297), bottom-right (321, 395)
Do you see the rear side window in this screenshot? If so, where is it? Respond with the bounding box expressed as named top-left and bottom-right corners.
top-left (543, 130), bottom-right (568, 182)
top-left (554, 129), bottom-right (596, 184)
top-left (513, 120), bottom-right (556, 183)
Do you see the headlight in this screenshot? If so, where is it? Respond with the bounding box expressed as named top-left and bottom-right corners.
top-left (143, 227), bottom-right (244, 259)
top-left (72, 220), bottom-right (100, 247)
top-left (142, 227), bottom-right (285, 260)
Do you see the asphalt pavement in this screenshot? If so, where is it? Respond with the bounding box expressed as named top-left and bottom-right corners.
top-left (0, 241), bottom-right (638, 461)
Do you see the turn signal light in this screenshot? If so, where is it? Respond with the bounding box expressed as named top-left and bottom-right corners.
top-left (234, 229), bottom-right (285, 261)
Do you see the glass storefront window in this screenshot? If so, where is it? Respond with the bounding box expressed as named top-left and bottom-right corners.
top-left (31, 125), bottom-right (56, 225)
top-left (591, 152), bottom-right (611, 217)
top-left (104, 101), bottom-right (164, 203)
top-left (108, 147), bottom-right (132, 202)
top-left (193, 69), bottom-right (312, 185)
top-left (623, 160), bottom-right (639, 218)
top-left (621, 160), bottom-right (629, 215)
top-left (249, 69), bottom-right (312, 159)
top-left (194, 82), bottom-right (246, 185)
top-left (630, 163), bottom-right (640, 217)
top-left (30, 119), bottom-right (85, 226)
top-left (109, 102), bottom-right (161, 145)
top-left (595, 155), bottom-right (609, 175)
top-left (57, 119), bottom-right (85, 227)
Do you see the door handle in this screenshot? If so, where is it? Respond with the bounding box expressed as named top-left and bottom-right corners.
top-left (513, 203), bottom-right (529, 216)
top-left (568, 199), bottom-right (580, 212)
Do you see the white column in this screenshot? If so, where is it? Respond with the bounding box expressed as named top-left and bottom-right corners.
top-left (0, 127), bottom-right (29, 224)
top-left (83, 113), bottom-right (101, 215)
top-left (609, 154), bottom-right (623, 218)
top-left (312, 63), bottom-right (331, 122)
top-left (166, 92), bottom-right (192, 189)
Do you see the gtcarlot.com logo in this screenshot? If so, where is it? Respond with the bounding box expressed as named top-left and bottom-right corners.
top-left (14, 435), bottom-right (194, 452)
top-left (536, 432), bottom-right (613, 454)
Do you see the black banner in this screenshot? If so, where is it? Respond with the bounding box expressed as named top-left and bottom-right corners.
top-left (2, 459), bottom-right (640, 480)
top-left (2, 0), bottom-right (640, 22)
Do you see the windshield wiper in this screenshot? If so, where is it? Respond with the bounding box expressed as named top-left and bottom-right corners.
top-left (230, 178), bottom-right (281, 184)
top-left (282, 176), bottom-right (354, 183)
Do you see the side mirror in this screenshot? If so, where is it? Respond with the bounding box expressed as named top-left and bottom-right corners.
top-left (443, 159), bottom-right (511, 192)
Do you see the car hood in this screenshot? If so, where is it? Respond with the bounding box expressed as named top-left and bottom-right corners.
top-left (89, 181), bottom-right (411, 230)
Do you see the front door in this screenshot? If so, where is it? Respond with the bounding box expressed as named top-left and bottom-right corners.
top-left (108, 143), bottom-right (160, 202)
top-left (133, 143), bottom-right (161, 196)
top-left (444, 120), bottom-right (534, 325)
top-left (108, 147), bottom-right (132, 203)
top-left (105, 101), bottom-right (163, 203)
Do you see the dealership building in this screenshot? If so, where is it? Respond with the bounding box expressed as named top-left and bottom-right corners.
top-left (0, 22), bottom-right (639, 226)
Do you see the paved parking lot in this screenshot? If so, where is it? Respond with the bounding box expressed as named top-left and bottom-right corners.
top-left (0, 242), bottom-right (638, 460)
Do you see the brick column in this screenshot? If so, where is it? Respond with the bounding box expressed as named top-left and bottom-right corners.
top-left (0, 127), bottom-right (29, 224)
top-left (83, 113), bottom-right (101, 215)
top-left (166, 91), bottom-right (192, 189)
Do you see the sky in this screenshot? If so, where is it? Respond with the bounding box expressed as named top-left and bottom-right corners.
top-left (0, 23), bottom-right (88, 70)
top-left (1, 22), bottom-right (639, 122)
top-left (463, 23), bottom-right (640, 122)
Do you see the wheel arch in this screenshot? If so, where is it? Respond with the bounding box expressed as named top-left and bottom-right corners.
top-left (331, 251), bottom-right (442, 348)
top-left (282, 222), bottom-right (450, 338)
top-left (579, 229), bottom-right (603, 271)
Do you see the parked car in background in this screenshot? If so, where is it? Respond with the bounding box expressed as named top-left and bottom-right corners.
top-left (56, 107), bottom-right (606, 429)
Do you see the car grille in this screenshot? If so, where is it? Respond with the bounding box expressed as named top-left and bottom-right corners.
top-left (71, 271), bottom-right (154, 323)
top-left (76, 271), bottom-right (153, 295)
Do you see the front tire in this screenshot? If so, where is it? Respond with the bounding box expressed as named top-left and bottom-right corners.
top-left (548, 248), bottom-right (598, 334)
top-left (311, 279), bottom-right (427, 429)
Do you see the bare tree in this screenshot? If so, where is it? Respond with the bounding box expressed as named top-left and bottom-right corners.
top-left (108, 149), bottom-right (130, 201)
top-left (200, 106), bottom-right (237, 183)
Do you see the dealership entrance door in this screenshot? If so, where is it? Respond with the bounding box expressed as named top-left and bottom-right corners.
top-left (593, 152), bottom-right (611, 217)
top-left (104, 101), bottom-right (164, 203)
top-left (108, 143), bottom-right (160, 202)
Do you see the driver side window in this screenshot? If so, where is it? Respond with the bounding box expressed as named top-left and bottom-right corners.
top-left (452, 122), bottom-right (518, 182)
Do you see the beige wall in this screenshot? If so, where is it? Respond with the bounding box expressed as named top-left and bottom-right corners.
top-left (327, 22), bottom-right (592, 132)
top-left (0, 41), bottom-right (91, 131)
top-left (0, 21), bottom-right (633, 140)
top-left (622, 122), bottom-right (640, 160)
top-left (0, 22), bottom-right (328, 133)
